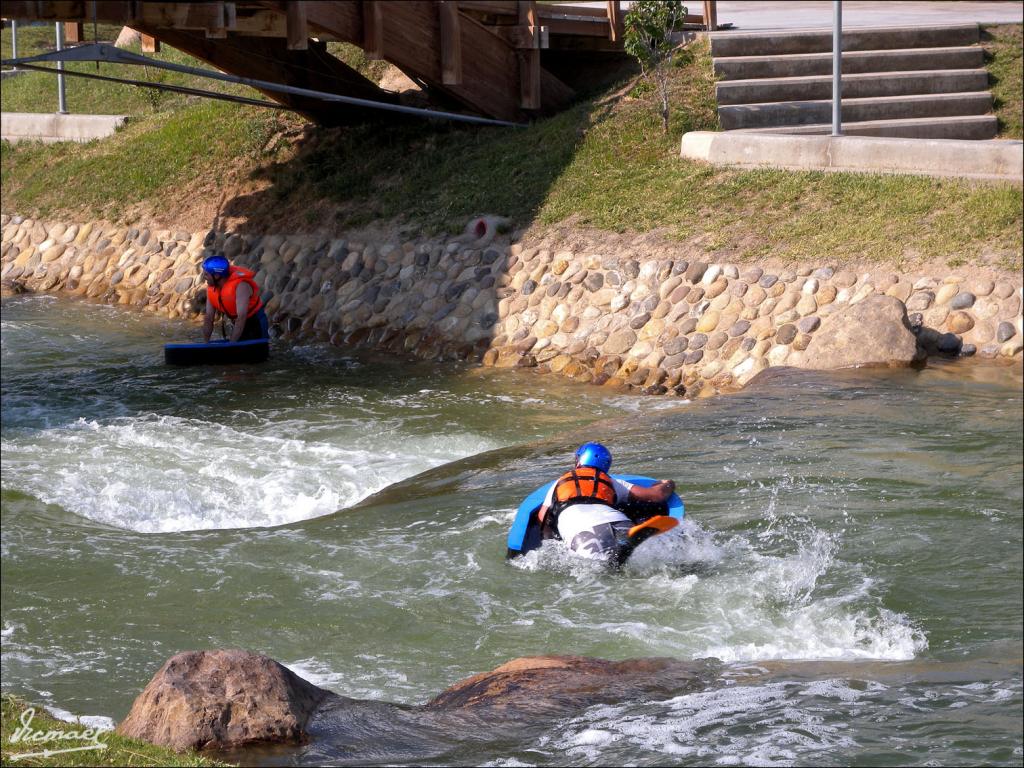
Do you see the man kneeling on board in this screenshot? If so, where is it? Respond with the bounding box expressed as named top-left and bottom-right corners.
top-left (201, 254), bottom-right (269, 343)
top-left (537, 442), bottom-right (678, 565)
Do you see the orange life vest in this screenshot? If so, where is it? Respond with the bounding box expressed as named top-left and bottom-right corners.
top-left (544, 467), bottom-right (618, 529)
top-left (207, 266), bottom-right (263, 320)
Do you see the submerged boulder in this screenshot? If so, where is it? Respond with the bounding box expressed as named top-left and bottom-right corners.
top-left (426, 655), bottom-right (714, 714)
top-left (798, 294), bottom-right (921, 370)
top-left (118, 651), bottom-right (722, 754)
top-left (116, 649), bottom-right (333, 752)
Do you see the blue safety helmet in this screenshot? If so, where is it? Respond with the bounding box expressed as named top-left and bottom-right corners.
top-left (575, 442), bottom-right (612, 473)
top-left (201, 254), bottom-right (230, 278)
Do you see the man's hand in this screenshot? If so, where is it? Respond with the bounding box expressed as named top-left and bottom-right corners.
top-left (627, 479), bottom-right (677, 504)
top-left (202, 299), bottom-right (215, 343)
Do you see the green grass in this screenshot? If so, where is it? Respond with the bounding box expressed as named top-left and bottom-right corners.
top-left (1, 694), bottom-right (229, 767)
top-left (982, 23), bottom-right (1023, 139)
top-left (2, 34), bottom-right (1021, 270)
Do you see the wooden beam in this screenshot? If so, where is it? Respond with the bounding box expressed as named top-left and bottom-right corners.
top-left (286, 0), bottom-right (307, 50)
top-left (540, 4), bottom-right (609, 19)
top-left (544, 17), bottom-right (613, 36)
top-left (517, 0), bottom-right (539, 110)
top-left (457, 0), bottom-right (517, 15)
top-left (439, 0), bottom-right (461, 85)
top-left (206, 3), bottom-right (227, 39)
top-left (703, 0), bottom-right (718, 31)
top-left (62, 21), bottom-right (84, 42)
top-left (232, 9), bottom-right (286, 37)
top-left (606, 1), bottom-right (622, 42)
top-left (140, 32), bottom-right (160, 52)
top-left (490, 23), bottom-right (545, 49)
top-left (362, 0), bottom-right (382, 59)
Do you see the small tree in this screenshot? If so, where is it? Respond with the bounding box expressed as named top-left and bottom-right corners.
top-left (623, 0), bottom-right (688, 134)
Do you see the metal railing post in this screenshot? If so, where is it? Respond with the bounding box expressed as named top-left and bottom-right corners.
top-left (10, 19), bottom-right (18, 69)
top-left (56, 21), bottom-right (68, 113)
top-left (832, 1), bottom-right (842, 136)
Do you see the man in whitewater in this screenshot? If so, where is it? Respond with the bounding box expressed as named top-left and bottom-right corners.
top-left (537, 443), bottom-right (678, 565)
top-left (201, 254), bottom-right (269, 343)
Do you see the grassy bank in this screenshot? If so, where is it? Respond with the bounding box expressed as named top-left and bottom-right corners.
top-left (1, 694), bottom-right (227, 767)
top-left (2, 29), bottom-right (1021, 270)
top-left (983, 23), bottom-right (1023, 140)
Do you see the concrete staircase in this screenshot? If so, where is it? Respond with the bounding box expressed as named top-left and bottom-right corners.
top-left (711, 24), bottom-right (998, 140)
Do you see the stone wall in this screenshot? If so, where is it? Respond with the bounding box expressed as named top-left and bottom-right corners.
top-left (2, 214), bottom-right (1021, 397)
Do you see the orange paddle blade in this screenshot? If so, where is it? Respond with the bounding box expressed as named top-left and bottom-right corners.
top-left (627, 515), bottom-right (679, 542)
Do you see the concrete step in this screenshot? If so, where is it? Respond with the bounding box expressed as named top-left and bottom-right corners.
top-left (713, 46), bottom-right (985, 81)
top-left (716, 69), bottom-right (990, 106)
top-left (732, 114), bottom-right (999, 141)
top-left (718, 91), bottom-right (993, 130)
top-left (710, 23), bottom-right (979, 58)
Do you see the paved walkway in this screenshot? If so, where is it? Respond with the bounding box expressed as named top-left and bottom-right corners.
top-left (572, 2), bottom-right (1022, 30)
top-left (713, 1), bottom-right (1023, 31)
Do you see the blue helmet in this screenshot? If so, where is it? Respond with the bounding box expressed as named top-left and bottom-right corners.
top-left (575, 442), bottom-right (612, 472)
top-left (201, 254), bottom-right (230, 278)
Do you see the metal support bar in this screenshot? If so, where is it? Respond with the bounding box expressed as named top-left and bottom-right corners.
top-left (2, 43), bottom-right (525, 127)
top-left (832, 0), bottom-right (842, 136)
top-left (10, 19), bottom-right (18, 70)
top-left (55, 21), bottom-right (68, 114)
top-left (13, 62), bottom-right (286, 109)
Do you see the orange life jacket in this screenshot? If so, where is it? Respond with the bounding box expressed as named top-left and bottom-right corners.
top-left (543, 466), bottom-right (618, 529)
top-left (207, 266), bottom-right (262, 320)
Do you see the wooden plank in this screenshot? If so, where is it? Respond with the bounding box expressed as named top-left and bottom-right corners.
top-left (63, 21), bottom-right (84, 42)
top-left (606, 1), bottom-right (621, 42)
top-left (490, 23), bottom-right (544, 49)
top-left (703, 0), bottom-right (718, 31)
top-left (232, 9), bottom-right (286, 37)
top-left (362, 0), bottom-right (382, 59)
top-left (286, 0), bottom-right (307, 50)
top-left (540, 4), bottom-right (608, 19)
top-left (206, 2), bottom-right (227, 38)
top-left (140, 32), bottom-right (160, 52)
top-left (543, 16), bottom-right (608, 37)
top-left (517, 0), bottom-right (539, 109)
top-left (456, 1), bottom-right (517, 16)
top-left (439, 0), bottom-right (461, 85)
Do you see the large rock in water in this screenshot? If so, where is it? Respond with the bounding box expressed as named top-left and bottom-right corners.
top-left (426, 655), bottom-right (712, 715)
top-left (798, 294), bottom-right (920, 369)
top-left (116, 650), bottom-right (333, 751)
top-left (117, 651), bottom-right (721, 753)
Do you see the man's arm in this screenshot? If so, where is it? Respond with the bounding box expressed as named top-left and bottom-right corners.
top-left (627, 479), bottom-right (676, 504)
top-left (202, 297), bottom-right (215, 342)
top-left (229, 282), bottom-right (253, 342)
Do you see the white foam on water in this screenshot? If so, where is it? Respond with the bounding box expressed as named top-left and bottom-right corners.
top-left (43, 706), bottom-right (116, 732)
top-left (1, 413), bottom-right (495, 532)
top-left (551, 680), bottom-right (864, 767)
top-left (692, 529), bottom-right (927, 662)
top-left (514, 513), bottom-right (925, 663)
top-left (284, 656), bottom-right (415, 701)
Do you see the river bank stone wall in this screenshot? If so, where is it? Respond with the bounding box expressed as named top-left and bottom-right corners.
top-left (2, 214), bottom-right (1021, 397)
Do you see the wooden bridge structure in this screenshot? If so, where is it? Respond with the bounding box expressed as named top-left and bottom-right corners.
top-left (2, 1), bottom-right (719, 123)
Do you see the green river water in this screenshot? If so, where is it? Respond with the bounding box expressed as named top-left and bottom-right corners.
top-left (1, 294), bottom-right (1022, 766)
